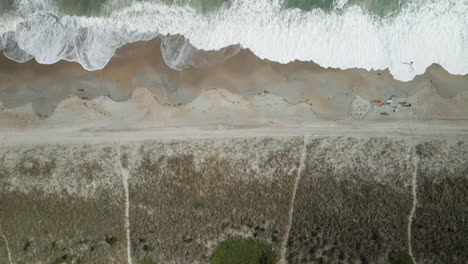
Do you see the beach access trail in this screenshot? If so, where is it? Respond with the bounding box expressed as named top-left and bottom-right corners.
top-left (1, 120), bottom-right (467, 145)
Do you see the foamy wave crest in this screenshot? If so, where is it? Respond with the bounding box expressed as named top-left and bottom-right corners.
top-left (18, 15), bottom-right (158, 70)
top-left (0, 0), bottom-right (157, 70)
top-left (161, 35), bottom-right (241, 70)
top-left (1, 31), bottom-right (33, 63)
top-left (1, 13), bottom-right (157, 70)
top-left (119, 0), bottom-right (467, 81)
top-left (1, 0), bottom-right (468, 81)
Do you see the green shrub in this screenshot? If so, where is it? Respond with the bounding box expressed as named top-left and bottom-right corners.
top-left (183, 237), bottom-right (193, 244)
top-left (23, 240), bottom-right (31, 252)
top-left (210, 237), bottom-right (276, 264)
top-left (51, 254), bottom-right (73, 264)
top-left (139, 256), bottom-right (156, 264)
top-left (193, 201), bottom-right (207, 209)
top-left (105, 236), bottom-right (118, 246)
top-left (389, 251), bottom-right (413, 264)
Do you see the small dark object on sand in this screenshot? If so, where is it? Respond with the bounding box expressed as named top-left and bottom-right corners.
top-left (77, 88), bottom-right (87, 92)
top-left (400, 102), bottom-right (412, 107)
top-left (81, 97), bottom-right (89, 100)
top-left (380, 112), bottom-right (389, 116)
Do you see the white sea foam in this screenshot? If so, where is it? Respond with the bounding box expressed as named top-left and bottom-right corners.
top-left (161, 34), bottom-right (241, 70)
top-left (2, 31), bottom-right (34, 63)
top-left (1, 0), bottom-right (467, 81)
top-left (15, 14), bottom-right (156, 70)
top-left (333, 0), bottom-right (349, 9)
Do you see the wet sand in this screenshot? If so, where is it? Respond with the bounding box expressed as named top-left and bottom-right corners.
top-left (0, 37), bottom-right (467, 131)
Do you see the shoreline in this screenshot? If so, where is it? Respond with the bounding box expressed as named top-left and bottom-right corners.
top-left (1, 38), bottom-right (467, 132)
top-left (2, 0), bottom-right (467, 82)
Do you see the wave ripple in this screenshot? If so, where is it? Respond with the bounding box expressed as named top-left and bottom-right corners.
top-left (1, 0), bottom-right (467, 81)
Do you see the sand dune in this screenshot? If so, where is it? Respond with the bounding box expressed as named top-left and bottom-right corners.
top-left (0, 38), bottom-right (467, 131)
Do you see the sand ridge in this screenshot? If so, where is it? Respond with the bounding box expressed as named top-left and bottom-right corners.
top-left (1, 38), bottom-right (468, 131)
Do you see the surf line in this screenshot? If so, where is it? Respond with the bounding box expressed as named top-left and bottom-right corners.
top-left (117, 145), bottom-right (133, 264)
top-left (279, 136), bottom-right (309, 264)
top-left (0, 224), bottom-right (13, 264)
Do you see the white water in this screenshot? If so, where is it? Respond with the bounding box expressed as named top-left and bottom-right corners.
top-left (1, 0), bottom-right (467, 81)
top-left (161, 34), bottom-right (241, 70)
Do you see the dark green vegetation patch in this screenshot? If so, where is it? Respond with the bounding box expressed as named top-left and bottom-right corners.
top-left (193, 200), bottom-right (207, 209)
top-left (51, 254), bottom-right (74, 264)
top-left (210, 237), bottom-right (276, 264)
top-left (389, 251), bottom-right (413, 264)
top-left (105, 236), bottom-right (118, 246)
top-left (139, 256), bottom-right (156, 264)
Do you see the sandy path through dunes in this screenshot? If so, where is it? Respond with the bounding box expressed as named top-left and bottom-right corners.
top-left (1, 120), bottom-right (467, 146)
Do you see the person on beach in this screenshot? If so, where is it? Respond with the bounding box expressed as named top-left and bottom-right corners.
top-left (403, 61), bottom-right (414, 72)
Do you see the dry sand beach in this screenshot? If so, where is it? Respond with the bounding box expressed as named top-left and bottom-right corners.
top-left (1, 31), bottom-right (468, 264)
top-left (1, 39), bottom-right (468, 131)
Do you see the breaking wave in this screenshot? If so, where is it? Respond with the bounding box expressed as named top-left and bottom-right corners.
top-left (1, 0), bottom-right (467, 81)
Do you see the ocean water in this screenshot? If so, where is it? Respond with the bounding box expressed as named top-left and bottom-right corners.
top-left (0, 0), bottom-right (467, 81)
top-left (283, 0), bottom-right (407, 16)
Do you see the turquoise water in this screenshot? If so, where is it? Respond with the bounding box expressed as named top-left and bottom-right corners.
top-left (283, 0), bottom-right (336, 13)
top-left (40, 0), bottom-right (410, 17)
top-left (55, 0), bottom-right (117, 16)
top-left (165, 0), bottom-right (231, 13)
top-left (54, 0), bottom-right (231, 16)
top-left (0, 0), bottom-right (15, 15)
top-left (349, 0), bottom-right (409, 16)
top-left (283, 0), bottom-right (409, 16)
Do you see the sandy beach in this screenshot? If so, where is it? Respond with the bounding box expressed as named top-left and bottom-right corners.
top-left (1, 38), bottom-right (467, 132)
top-left (1, 35), bottom-right (468, 264)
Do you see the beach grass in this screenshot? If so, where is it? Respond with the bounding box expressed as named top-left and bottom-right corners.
top-left (193, 201), bottom-right (207, 209)
top-left (139, 256), bottom-right (156, 264)
top-left (210, 237), bottom-right (276, 264)
top-left (389, 251), bottom-right (413, 264)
